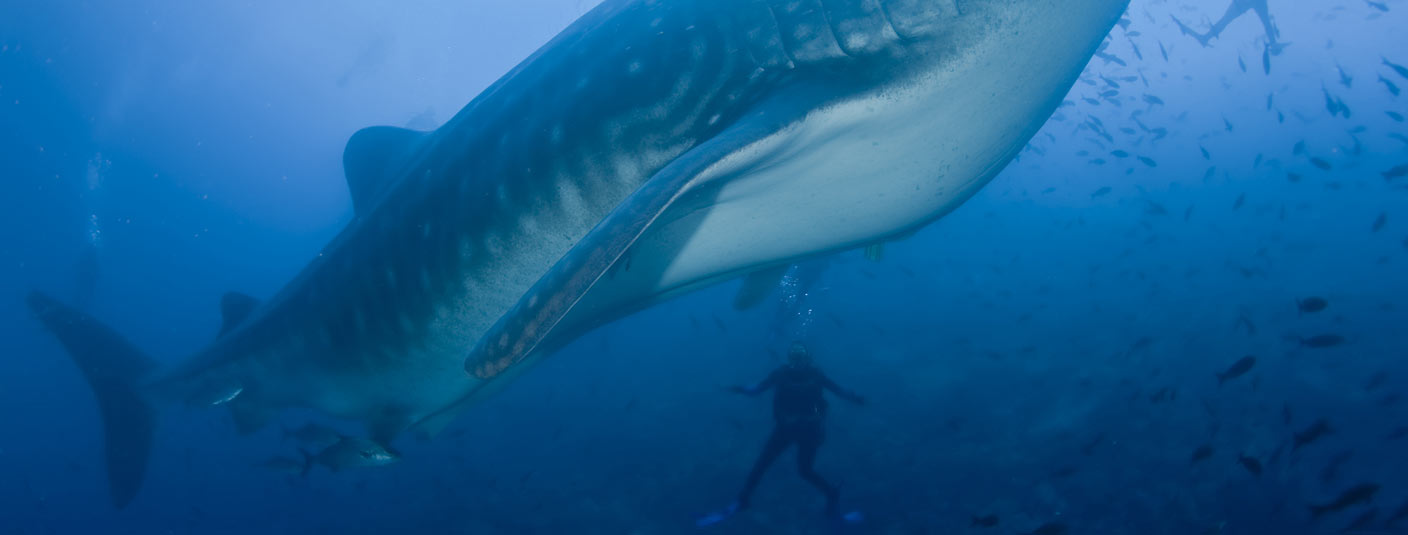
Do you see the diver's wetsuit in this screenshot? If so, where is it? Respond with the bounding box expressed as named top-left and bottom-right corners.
top-left (1173, 0), bottom-right (1282, 51)
top-left (1208, 0), bottom-right (1279, 45)
top-left (734, 363), bottom-right (862, 511)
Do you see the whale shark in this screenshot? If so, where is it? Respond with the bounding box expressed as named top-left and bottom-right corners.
top-left (27, 0), bottom-right (1129, 507)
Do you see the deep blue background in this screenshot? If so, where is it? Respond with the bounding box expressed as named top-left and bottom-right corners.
top-left (3, 1), bottom-right (1406, 533)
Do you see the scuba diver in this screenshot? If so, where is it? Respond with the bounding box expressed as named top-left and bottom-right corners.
top-left (1171, 0), bottom-right (1287, 55)
top-left (695, 342), bottom-right (865, 527)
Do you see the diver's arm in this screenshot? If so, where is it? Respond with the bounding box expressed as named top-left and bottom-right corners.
top-left (821, 375), bottom-right (866, 405)
top-left (729, 371), bottom-right (777, 396)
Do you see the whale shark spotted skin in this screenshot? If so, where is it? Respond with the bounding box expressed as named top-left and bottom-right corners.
top-left (27, 0), bottom-right (1129, 507)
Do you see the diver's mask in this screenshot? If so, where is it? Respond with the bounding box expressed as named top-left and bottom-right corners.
top-left (787, 342), bottom-right (812, 367)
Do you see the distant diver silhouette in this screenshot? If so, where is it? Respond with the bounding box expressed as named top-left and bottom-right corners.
top-left (1171, 0), bottom-right (1286, 55)
top-left (696, 342), bottom-right (865, 528)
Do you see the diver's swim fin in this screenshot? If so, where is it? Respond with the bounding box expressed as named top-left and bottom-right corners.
top-left (835, 510), bottom-right (864, 525)
top-left (694, 501), bottom-right (740, 528)
top-left (1169, 15), bottom-right (1212, 47)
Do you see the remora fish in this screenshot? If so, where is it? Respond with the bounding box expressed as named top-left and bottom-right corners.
top-left (306, 436), bottom-right (401, 473)
top-left (25, 0), bottom-right (1129, 508)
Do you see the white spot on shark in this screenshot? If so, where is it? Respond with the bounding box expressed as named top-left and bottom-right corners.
top-left (845, 34), bottom-right (871, 51)
top-left (484, 233), bottom-right (506, 256)
top-left (555, 180), bottom-right (587, 227)
top-left (458, 236), bottom-right (476, 264)
top-left (691, 38), bottom-right (707, 60)
top-left (518, 212), bottom-right (540, 235)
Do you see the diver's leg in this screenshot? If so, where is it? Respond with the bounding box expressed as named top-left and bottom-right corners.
top-left (1251, 2), bottom-right (1279, 44)
top-left (1172, 3), bottom-right (1232, 48)
top-left (1170, 14), bottom-right (1205, 43)
top-left (795, 424), bottom-right (839, 512)
top-left (1204, 0), bottom-right (1247, 42)
top-left (737, 426), bottom-right (792, 509)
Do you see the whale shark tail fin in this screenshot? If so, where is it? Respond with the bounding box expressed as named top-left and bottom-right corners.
top-left (26, 291), bottom-right (158, 509)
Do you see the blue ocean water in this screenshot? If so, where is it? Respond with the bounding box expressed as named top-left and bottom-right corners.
top-left (2, 1), bottom-right (1406, 534)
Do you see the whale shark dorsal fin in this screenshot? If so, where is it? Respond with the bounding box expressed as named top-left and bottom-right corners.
top-left (733, 265), bottom-right (788, 310)
top-left (218, 292), bottom-right (260, 337)
top-left (343, 126), bottom-right (428, 217)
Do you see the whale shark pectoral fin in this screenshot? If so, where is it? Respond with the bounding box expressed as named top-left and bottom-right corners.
top-left (463, 166), bottom-right (703, 380)
top-left (733, 265), bottom-right (788, 310)
top-left (464, 116), bottom-right (790, 380)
